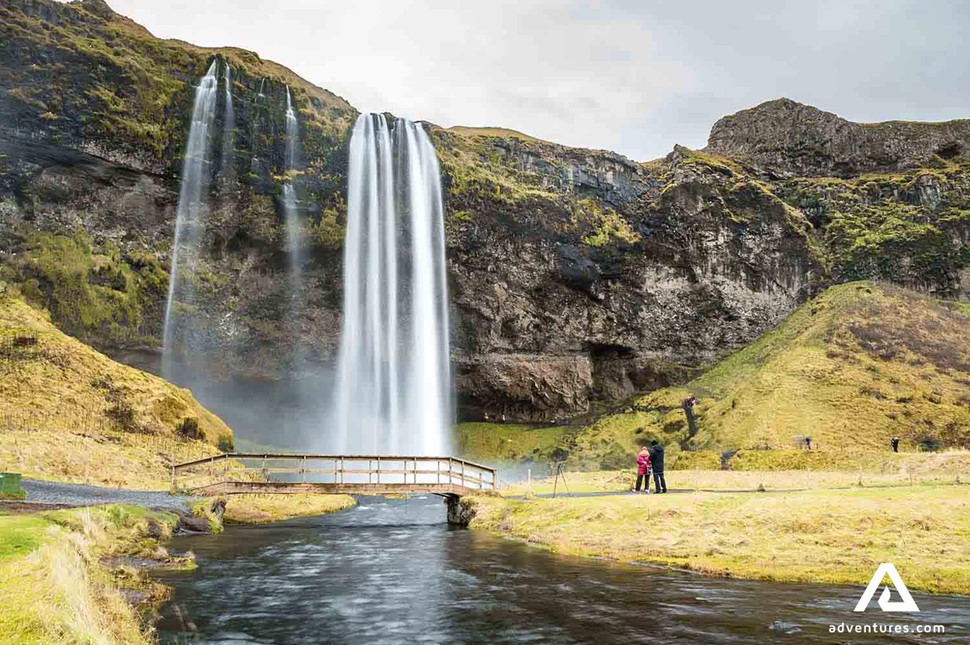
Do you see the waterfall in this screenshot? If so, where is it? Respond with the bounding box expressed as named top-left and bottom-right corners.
top-left (162, 61), bottom-right (219, 378)
top-left (220, 62), bottom-right (234, 176)
top-left (332, 114), bottom-right (452, 456)
top-left (282, 87), bottom-right (303, 286)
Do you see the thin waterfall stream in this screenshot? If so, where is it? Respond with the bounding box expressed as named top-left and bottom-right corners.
top-left (282, 87), bottom-right (303, 300)
top-left (161, 61), bottom-right (219, 379)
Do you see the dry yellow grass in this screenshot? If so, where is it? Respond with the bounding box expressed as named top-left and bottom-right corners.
top-left (469, 484), bottom-right (970, 594)
top-left (0, 505), bottom-right (181, 644)
top-left (446, 125), bottom-right (546, 143)
top-left (503, 452), bottom-right (970, 496)
top-left (0, 296), bottom-right (232, 488)
top-left (222, 494), bottom-right (356, 524)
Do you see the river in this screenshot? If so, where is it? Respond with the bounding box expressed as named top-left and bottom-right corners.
top-left (154, 496), bottom-right (969, 644)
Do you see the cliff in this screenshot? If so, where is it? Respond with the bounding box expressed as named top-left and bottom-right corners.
top-left (1, 0), bottom-right (967, 426)
top-left (564, 282), bottom-right (970, 468)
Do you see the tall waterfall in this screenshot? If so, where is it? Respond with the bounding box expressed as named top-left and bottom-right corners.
top-left (282, 87), bottom-right (303, 285)
top-left (332, 114), bottom-right (452, 456)
top-left (162, 61), bottom-right (219, 378)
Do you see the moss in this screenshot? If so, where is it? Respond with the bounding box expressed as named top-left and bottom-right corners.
top-left (0, 230), bottom-right (166, 348)
top-left (313, 207), bottom-right (345, 250)
top-left (775, 165), bottom-right (970, 292)
top-left (456, 422), bottom-right (569, 463)
top-left (576, 198), bottom-right (640, 247)
top-left (564, 282), bottom-right (970, 462)
top-left (190, 499), bottom-right (224, 533)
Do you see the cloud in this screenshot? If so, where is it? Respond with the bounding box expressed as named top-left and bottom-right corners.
top-left (95, 0), bottom-right (970, 160)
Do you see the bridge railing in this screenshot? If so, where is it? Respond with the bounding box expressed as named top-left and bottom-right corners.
top-left (172, 453), bottom-right (497, 493)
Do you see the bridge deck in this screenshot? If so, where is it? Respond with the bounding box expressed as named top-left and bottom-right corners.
top-left (191, 481), bottom-right (479, 497)
top-left (172, 453), bottom-right (497, 498)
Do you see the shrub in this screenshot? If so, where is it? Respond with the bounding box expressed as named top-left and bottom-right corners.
top-left (177, 417), bottom-right (202, 440)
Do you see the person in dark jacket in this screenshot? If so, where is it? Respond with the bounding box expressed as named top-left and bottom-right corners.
top-left (649, 440), bottom-right (667, 493)
top-left (633, 446), bottom-right (652, 493)
top-left (891, 436), bottom-right (900, 453)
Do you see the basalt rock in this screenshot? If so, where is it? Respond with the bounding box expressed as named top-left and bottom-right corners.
top-left (706, 98), bottom-right (970, 178)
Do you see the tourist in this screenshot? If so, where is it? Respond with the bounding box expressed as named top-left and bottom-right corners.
top-left (633, 446), bottom-right (651, 493)
top-left (649, 440), bottom-right (667, 494)
top-left (805, 436), bottom-right (812, 450)
top-left (891, 436), bottom-right (900, 453)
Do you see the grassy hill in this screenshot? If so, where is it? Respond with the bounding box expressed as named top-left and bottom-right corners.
top-left (563, 281), bottom-right (970, 469)
top-left (0, 290), bottom-right (232, 488)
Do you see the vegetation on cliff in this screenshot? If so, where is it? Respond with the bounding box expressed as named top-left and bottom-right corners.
top-left (0, 0), bottom-right (967, 420)
top-left (0, 293), bottom-right (232, 488)
top-left (559, 282), bottom-right (970, 469)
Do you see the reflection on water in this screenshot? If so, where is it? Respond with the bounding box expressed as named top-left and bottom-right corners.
top-left (155, 497), bottom-right (969, 644)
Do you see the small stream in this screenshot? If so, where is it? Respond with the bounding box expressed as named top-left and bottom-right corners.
top-left (154, 497), bottom-right (969, 644)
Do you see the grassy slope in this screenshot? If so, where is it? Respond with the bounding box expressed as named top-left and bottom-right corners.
top-left (0, 295), bottom-right (232, 488)
top-left (457, 422), bottom-right (569, 463)
top-left (565, 282), bottom-right (970, 469)
top-left (0, 505), bottom-right (183, 644)
top-left (468, 484), bottom-right (970, 594)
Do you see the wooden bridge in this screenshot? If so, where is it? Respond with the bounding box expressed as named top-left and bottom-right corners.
top-left (172, 454), bottom-right (498, 524)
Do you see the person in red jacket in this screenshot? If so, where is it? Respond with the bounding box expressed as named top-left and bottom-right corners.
top-left (633, 446), bottom-right (652, 493)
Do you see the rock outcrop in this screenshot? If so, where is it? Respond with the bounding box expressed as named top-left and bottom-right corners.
top-left (1, 1), bottom-right (967, 427)
top-left (706, 98), bottom-right (970, 178)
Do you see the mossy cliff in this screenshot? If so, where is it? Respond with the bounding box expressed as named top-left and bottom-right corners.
top-left (1, 0), bottom-right (967, 423)
top-left (560, 281), bottom-right (970, 470)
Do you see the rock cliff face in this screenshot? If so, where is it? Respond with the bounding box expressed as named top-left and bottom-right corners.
top-left (707, 98), bottom-right (970, 178)
top-left (1, 0), bottom-right (967, 427)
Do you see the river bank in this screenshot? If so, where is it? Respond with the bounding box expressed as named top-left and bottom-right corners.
top-left (0, 504), bottom-right (185, 644)
top-left (466, 483), bottom-right (970, 595)
top-left (154, 495), bottom-right (970, 643)
top-left (0, 488), bottom-right (356, 644)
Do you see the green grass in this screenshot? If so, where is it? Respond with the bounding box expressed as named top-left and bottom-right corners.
top-left (562, 282), bottom-right (970, 468)
top-left (0, 514), bottom-right (52, 562)
top-left (222, 494), bottom-right (356, 524)
top-left (457, 422), bottom-right (569, 463)
top-left (0, 504), bottom-right (184, 644)
top-left (469, 483), bottom-right (970, 594)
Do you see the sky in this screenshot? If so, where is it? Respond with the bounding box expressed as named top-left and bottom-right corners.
top-left (95, 0), bottom-right (970, 161)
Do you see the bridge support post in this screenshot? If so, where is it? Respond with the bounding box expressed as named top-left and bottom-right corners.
top-left (445, 495), bottom-right (471, 527)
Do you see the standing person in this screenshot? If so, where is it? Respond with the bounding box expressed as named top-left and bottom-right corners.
top-left (633, 446), bottom-right (651, 493)
top-left (891, 436), bottom-right (900, 453)
top-left (649, 440), bottom-right (667, 494)
top-left (805, 436), bottom-right (812, 451)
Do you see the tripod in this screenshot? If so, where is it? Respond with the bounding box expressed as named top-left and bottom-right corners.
top-left (551, 462), bottom-right (570, 498)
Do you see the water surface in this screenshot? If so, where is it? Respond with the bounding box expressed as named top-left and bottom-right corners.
top-left (155, 497), bottom-right (969, 644)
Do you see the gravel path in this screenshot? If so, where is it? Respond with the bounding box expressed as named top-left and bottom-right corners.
top-left (22, 479), bottom-right (199, 511)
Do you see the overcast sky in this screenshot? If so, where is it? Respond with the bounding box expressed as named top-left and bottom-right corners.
top-left (98, 0), bottom-right (970, 161)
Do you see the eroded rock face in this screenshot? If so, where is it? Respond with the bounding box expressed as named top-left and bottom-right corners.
top-left (706, 98), bottom-right (970, 178)
top-left (0, 1), bottom-right (966, 425)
